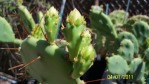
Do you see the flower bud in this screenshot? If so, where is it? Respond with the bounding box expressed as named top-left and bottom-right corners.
top-left (47, 6), bottom-right (59, 17)
top-left (67, 9), bottom-right (86, 26)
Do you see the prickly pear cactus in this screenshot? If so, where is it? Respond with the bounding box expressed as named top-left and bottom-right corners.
top-left (124, 15), bottom-right (149, 31)
top-left (144, 48), bottom-right (149, 61)
top-left (63, 9), bottom-right (86, 61)
top-left (109, 10), bottom-right (128, 27)
top-left (89, 5), bottom-right (149, 84)
top-left (117, 39), bottom-right (134, 62)
top-left (18, 5), bottom-right (36, 33)
top-left (20, 36), bottom-right (80, 84)
top-left (2, 3), bottom-right (149, 84)
top-left (0, 4), bottom-right (96, 84)
top-left (63, 9), bottom-right (95, 79)
top-left (44, 6), bottom-right (60, 44)
top-left (117, 31), bottom-right (139, 54)
top-left (0, 17), bottom-right (15, 42)
top-left (129, 58), bottom-right (145, 81)
top-left (89, 5), bottom-right (117, 39)
top-left (133, 21), bottom-right (149, 46)
top-left (106, 55), bottom-right (129, 75)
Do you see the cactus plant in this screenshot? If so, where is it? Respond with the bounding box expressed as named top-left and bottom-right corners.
top-left (109, 10), bottom-right (128, 28)
top-left (133, 21), bottom-right (149, 46)
top-left (88, 5), bottom-right (149, 84)
top-left (124, 15), bottom-right (149, 32)
top-left (117, 39), bottom-right (134, 62)
top-left (117, 31), bottom-right (139, 54)
top-left (20, 36), bottom-right (80, 84)
top-left (107, 55), bottom-right (129, 75)
top-left (0, 4), bottom-right (96, 84)
top-left (89, 5), bottom-right (117, 39)
top-left (18, 5), bottom-right (36, 33)
top-left (129, 58), bottom-right (145, 81)
top-left (44, 6), bottom-right (60, 44)
top-left (1, 3), bottom-right (149, 84)
top-left (0, 16), bottom-right (15, 42)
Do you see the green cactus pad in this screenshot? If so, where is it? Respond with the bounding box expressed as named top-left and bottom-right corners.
top-left (124, 15), bottom-right (149, 29)
top-left (20, 36), bottom-right (81, 84)
top-left (129, 58), bottom-right (145, 81)
top-left (118, 31), bottom-right (139, 54)
top-left (109, 10), bottom-right (128, 27)
top-left (107, 55), bottom-right (129, 75)
top-left (118, 39), bottom-right (134, 62)
top-left (63, 9), bottom-right (86, 61)
top-left (133, 21), bottom-right (149, 46)
top-left (18, 5), bottom-right (36, 33)
top-left (44, 6), bottom-right (60, 44)
top-left (0, 16), bottom-right (15, 42)
top-left (36, 11), bottom-right (45, 34)
top-left (71, 45), bottom-right (95, 79)
top-left (90, 5), bottom-right (117, 39)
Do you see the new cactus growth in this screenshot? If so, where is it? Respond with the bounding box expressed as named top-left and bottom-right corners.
top-left (71, 45), bottom-right (95, 79)
top-left (36, 11), bottom-right (45, 34)
top-left (63, 9), bottom-right (95, 79)
top-left (18, 5), bottom-right (36, 33)
top-left (63, 8), bottom-right (87, 61)
top-left (44, 6), bottom-right (60, 44)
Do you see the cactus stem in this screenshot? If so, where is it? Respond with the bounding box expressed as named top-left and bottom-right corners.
top-left (19, 56), bottom-right (41, 70)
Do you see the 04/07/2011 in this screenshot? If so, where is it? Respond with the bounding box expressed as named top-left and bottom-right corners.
top-left (107, 74), bottom-right (134, 80)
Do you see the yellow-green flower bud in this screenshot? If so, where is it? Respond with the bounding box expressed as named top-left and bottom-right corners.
top-left (46, 6), bottom-right (59, 17)
top-left (67, 9), bottom-right (86, 26)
